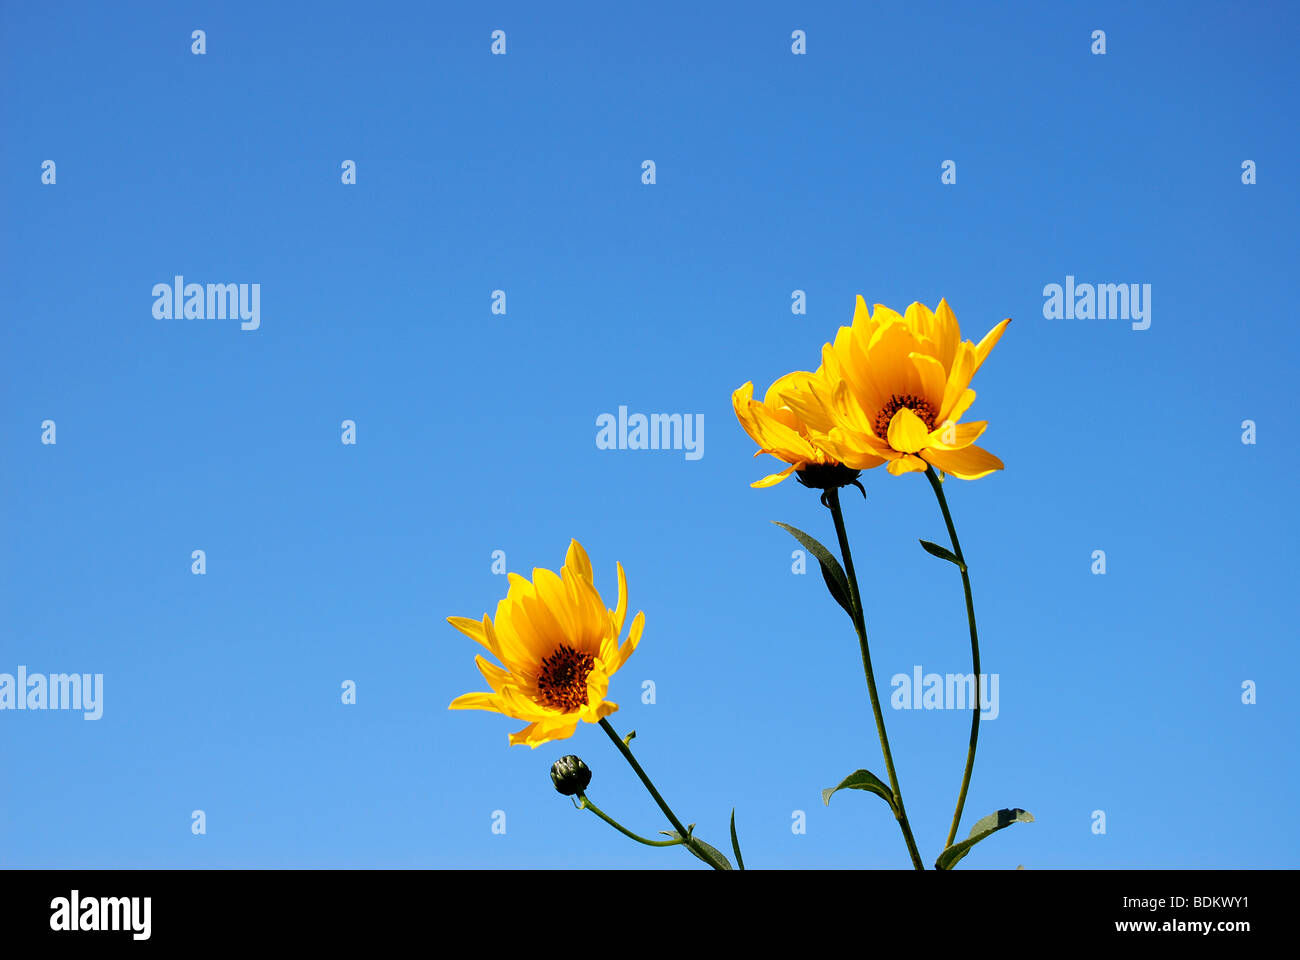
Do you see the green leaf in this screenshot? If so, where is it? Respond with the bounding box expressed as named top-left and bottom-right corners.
top-left (919, 539), bottom-right (965, 571)
top-left (661, 831), bottom-right (733, 870)
top-left (772, 521), bottom-right (854, 618)
top-left (821, 769), bottom-right (897, 815)
top-left (936, 808), bottom-right (1034, 870)
top-left (730, 808), bottom-right (745, 871)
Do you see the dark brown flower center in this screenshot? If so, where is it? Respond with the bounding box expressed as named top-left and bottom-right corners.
top-left (874, 394), bottom-right (937, 438)
top-left (536, 645), bottom-right (595, 711)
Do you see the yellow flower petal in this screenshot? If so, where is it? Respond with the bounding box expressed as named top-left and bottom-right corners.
top-left (732, 383), bottom-right (821, 466)
top-left (483, 615), bottom-right (537, 680)
top-left (886, 454), bottom-right (928, 475)
top-left (909, 351), bottom-right (948, 412)
top-left (564, 539), bottom-right (593, 583)
top-left (852, 294), bottom-right (871, 327)
top-left (817, 425), bottom-right (890, 468)
top-left (752, 464), bottom-right (798, 487)
top-left (612, 610), bottom-right (644, 673)
top-left (777, 374), bottom-right (837, 435)
top-left (866, 320), bottom-right (922, 395)
top-left (946, 388), bottom-right (977, 424)
top-left (763, 370), bottom-right (817, 409)
top-left (973, 318), bottom-right (1011, 376)
top-left (904, 301), bottom-right (937, 342)
top-left (583, 659), bottom-right (611, 709)
top-left (612, 560), bottom-right (628, 637)
top-left (922, 443), bottom-right (1004, 479)
top-left (449, 691), bottom-right (507, 712)
top-left (475, 655), bottom-right (515, 693)
top-left (939, 342), bottom-right (977, 425)
top-left (532, 566), bottom-right (576, 640)
top-left (447, 615), bottom-right (498, 658)
top-left (509, 717), bottom-right (580, 748)
top-left (871, 303), bottom-right (904, 326)
top-left (887, 407), bottom-right (931, 454)
top-left (925, 420), bottom-right (988, 451)
top-left (932, 299), bottom-right (961, 373)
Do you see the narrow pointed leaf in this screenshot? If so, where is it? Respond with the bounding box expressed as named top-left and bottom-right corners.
top-left (821, 769), bottom-right (897, 815)
top-left (730, 808), bottom-right (745, 871)
top-left (817, 565), bottom-right (853, 617)
top-left (661, 831), bottom-right (733, 870)
top-left (919, 539), bottom-right (964, 570)
top-left (936, 808), bottom-right (1034, 870)
top-left (773, 521), bottom-right (854, 618)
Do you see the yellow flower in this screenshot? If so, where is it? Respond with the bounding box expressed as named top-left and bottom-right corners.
top-left (447, 539), bottom-right (644, 748)
top-left (795, 298), bottom-right (1011, 480)
top-left (731, 371), bottom-right (844, 488)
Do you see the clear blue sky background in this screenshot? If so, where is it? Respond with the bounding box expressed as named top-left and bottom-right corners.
top-left (3, 1), bottom-right (1297, 869)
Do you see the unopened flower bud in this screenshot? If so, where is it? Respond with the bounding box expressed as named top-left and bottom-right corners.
top-left (550, 755), bottom-right (592, 796)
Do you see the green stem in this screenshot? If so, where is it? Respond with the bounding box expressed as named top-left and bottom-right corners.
top-left (825, 487), bottom-right (926, 871)
top-left (598, 717), bottom-right (724, 870)
top-left (578, 794), bottom-right (686, 847)
top-left (924, 466), bottom-right (981, 851)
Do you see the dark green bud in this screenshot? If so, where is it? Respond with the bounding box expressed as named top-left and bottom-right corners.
top-left (551, 755), bottom-right (592, 796)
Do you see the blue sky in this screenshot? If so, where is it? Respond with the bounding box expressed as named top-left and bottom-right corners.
top-left (2, 0), bottom-right (1297, 869)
